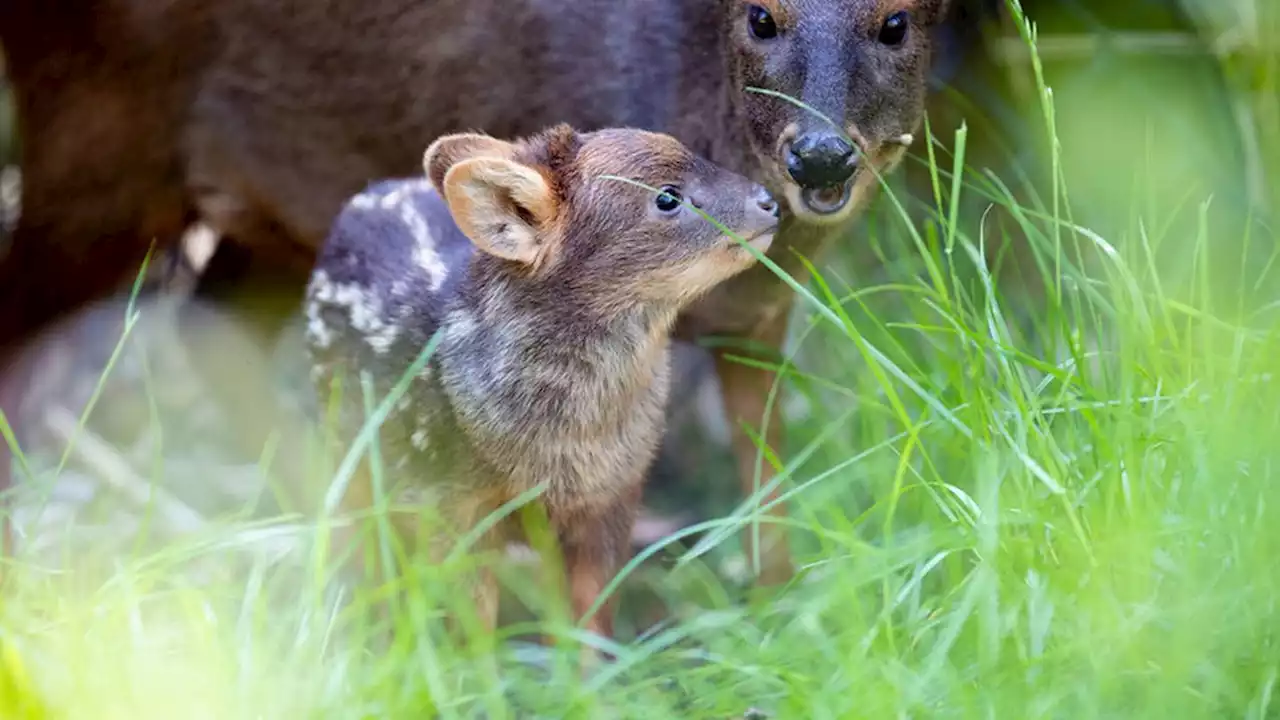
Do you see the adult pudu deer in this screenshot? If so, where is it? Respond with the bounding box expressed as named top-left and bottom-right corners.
top-left (308, 124), bottom-right (779, 646)
top-left (0, 0), bottom-right (952, 584)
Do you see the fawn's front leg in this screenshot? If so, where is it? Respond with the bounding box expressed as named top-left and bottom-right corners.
top-left (436, 496), bottom-right (505, 636)
top-left (550, 481), bottom-right (643, 665)
top-left (328, 461), bottom-right (419, 634)
top-left (712, 309), bottom-right (795, 587)
top-left (337, 476), bottom-right (504, 640)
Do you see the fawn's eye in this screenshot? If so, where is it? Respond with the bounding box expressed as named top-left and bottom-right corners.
top-left (654, 186), bottom-right (683, 213)
top-left (878, 11), bottom-right (909, 46)
top-left (747, 5), bottom-right (777, 40)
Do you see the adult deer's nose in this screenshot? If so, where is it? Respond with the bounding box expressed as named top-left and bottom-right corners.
top-left (785, 132), bottom-right (858, 189)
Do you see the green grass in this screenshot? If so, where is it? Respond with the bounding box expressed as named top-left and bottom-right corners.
top-left (3, 1), bottom-right (1280, 717)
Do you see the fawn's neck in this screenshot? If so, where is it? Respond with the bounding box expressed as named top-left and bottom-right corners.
top-left (439, 269), bottom-right (677, 444)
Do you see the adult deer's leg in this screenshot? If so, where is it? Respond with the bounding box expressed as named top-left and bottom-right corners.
top-left (174, 237), bottom-right (324, 515)
top-left (712, 309), bottom-right (795, 586)
top-left (1, 4), bottom-right (196, 524)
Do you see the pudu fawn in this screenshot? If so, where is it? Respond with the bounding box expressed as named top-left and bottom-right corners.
top-left (304, 124), bottom-right (780, 646)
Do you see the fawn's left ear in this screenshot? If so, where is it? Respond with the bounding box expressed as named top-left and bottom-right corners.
top-left (440, 156), bottom-right (559, 266)
top-left (423, 133), bottom-right (517, 192)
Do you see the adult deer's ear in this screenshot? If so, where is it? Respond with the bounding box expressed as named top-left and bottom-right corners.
top-left (923, 0), bottom-right (954, 24)
top-left (440, 157), bottom-right (558, 266)
top-left (423, 133), bottom-right (516, 192)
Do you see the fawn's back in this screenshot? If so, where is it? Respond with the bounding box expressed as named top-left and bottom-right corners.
top-left (306, 178), bottom-right (473, 374)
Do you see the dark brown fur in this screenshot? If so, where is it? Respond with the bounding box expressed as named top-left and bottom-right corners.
top-left (308, 124), bottom-right (778, 646)
top-left (0, 0), bottom-right (952, 583)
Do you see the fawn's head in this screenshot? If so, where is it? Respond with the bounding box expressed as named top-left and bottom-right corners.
top-left (423, 124), bottom-right (779, 312)
top-left (722, 0), bottom-right (950, 224)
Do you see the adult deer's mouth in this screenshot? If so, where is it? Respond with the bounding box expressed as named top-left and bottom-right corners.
top-left (775, 172), bottom-right (859, 224)
top-left (799, 178), bottom-right (855, 216)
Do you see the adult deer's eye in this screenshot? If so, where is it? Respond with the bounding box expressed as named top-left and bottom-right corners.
top-left (654, 186), bottom-right (683, 213)
top-left (878, 11), bottom-right (909, 46)
top-left (747, 5), bottom-right (778, 40)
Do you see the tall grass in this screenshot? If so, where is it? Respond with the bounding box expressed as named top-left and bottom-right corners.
top-left (2, 1), bottom-right (1279, 717)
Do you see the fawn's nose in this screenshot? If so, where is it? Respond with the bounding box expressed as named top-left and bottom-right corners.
top-left (785, 132), bottom-right (858, 189)
top-left (755, 186), bottom-right (780, 218)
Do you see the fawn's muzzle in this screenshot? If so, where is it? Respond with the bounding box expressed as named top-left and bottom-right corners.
top-left (740, 184), bottom-right (780, 252)
top-left (754, 185), bottom-right (780, 219)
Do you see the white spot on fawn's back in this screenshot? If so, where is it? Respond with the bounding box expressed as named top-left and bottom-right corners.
top-left (349, 180), bottom-right (448, 292)
top-left (306, 269), bottom-right (400, 355)
top-left (304, 289), bottom-right (335, 350)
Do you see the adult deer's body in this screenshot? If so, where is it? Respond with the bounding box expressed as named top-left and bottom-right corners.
top-left (0, 0), bottom-right (951, 582)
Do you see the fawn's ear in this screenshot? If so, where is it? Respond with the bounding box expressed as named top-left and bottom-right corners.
top-left (423, 133), bottom-right (516, 192)
top-left (441, 157), bottom-right (559, 265)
